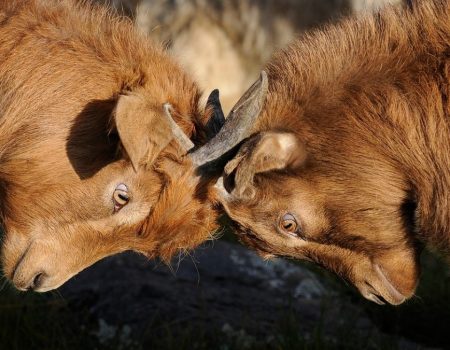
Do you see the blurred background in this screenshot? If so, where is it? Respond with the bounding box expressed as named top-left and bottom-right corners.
top-left (96, 0), bottom-right (403, 112)
top-left (2, 1), bottom-right (450, 349)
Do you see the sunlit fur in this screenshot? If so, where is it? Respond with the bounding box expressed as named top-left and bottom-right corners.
top-left (0, 0), bottom-right (218, 291)
top-left (219, 0), bottom-right (450, 305)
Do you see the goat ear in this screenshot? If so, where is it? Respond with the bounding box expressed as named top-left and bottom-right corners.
top-left (223, 132), bottom-right (307, 200)
top-left (114, 94), bottom-right (173, 170)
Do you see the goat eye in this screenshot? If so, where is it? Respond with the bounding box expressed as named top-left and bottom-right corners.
top-left (113, 183), bottom-right (129, 211)
top-left (279, 213), bottom-right (301, 236)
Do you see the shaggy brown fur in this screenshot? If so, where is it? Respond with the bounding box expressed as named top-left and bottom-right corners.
top-left (217, 0), bottom-right (450, 305)
top-left (0, 0), bottom-right (218, 292)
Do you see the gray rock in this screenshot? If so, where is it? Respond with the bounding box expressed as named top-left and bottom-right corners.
top-left (60, 241), bottom-right (433, 349)
top-left (62, 241), bottom-right (331, 334)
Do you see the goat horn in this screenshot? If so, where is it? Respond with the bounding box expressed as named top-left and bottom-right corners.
top-left (162, 88), bottom-right (227, 152)
top-left (205, 89), bottom-right (226, 139)
top-left (163, 103), bottom-right (195, 152)
top-left (190, 71), bottom-right (268, 167)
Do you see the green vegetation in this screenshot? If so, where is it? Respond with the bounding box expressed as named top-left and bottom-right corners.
top-left (0, 285), bottom-right (98, 349)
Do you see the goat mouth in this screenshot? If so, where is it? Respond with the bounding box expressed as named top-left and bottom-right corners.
top-left (364, 292), bottom-right (388, 305)
top-left (359, 265), bottom-right (406, 306)
top-left (374, 264), bottom-right (406, 304)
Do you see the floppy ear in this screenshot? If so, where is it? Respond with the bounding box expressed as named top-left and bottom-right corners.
top-left (114, 93), bottom-right (175, 170)
top-left (223, 132), bottom-right (307, 199)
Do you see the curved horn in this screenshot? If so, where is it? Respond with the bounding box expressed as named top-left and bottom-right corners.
top-left (190, 71), bottom-right (268, 167)
top-left (163, 103), bottom-right (195, 152)
top-left (205, 89), bottom-right (226, 139)
top-left (162, 88), bottom-right (227, 152)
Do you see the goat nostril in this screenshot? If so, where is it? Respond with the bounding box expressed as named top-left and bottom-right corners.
top-left (29, 272), bottom-right (45, 291)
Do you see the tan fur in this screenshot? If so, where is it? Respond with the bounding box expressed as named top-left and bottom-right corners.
top-left (0, 0), bottom-right (218, 291)
top-left (218, 0), bottom-right (450, 305)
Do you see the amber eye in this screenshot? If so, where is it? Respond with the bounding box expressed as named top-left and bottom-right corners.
top-left (279, 213), bottom-right (300, 235)
top-left (113, 183), bottom-right (130, 211)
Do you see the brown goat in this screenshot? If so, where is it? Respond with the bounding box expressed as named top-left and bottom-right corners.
top-left (0, 0), bottom-right (235, 292)
top-left (213, 0), bottom-right (450, 305)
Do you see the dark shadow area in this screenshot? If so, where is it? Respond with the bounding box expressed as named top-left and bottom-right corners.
top-left (66, 99), bottom-right (120, 179)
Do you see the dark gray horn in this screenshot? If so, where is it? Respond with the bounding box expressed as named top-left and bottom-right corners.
top-left (190, 71), bottom-right (268, 167)
top-left (205, 89), bottom-right (226, 139)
